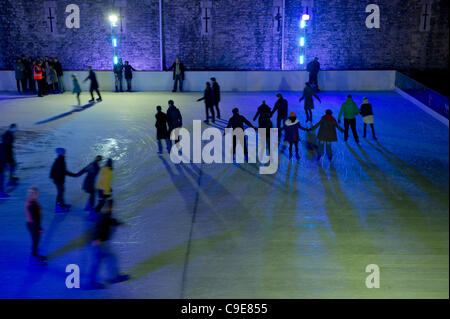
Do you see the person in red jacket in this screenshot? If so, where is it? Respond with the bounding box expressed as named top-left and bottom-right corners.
top-left (25, 187), bottom-right (47, 264)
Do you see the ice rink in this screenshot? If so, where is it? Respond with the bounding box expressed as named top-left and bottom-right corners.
top-left (0, 90), bottom-right (448, 298)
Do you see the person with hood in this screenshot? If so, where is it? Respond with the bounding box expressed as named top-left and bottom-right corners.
top-left (72, 74), bottom-right (82, 106)
top-left (211, 77), bottom-right (221, 119)
top-left (2, 124), bottom-right (19, 186)
top-left (87, 200), bottom-right (130, 289)
top-left (299, 82), bottom-right (321, 123)
top-left (197, 82), bottom-right (215, 124)
top-left (167, 100), bottom-right (183, 147)
top-left (14, 58), bottom-right (26, 93)
top-left (95, 159), bottom-right (114, 213)
top-left (124, 61), bottom-right (137, 92)
top-left (253, 101), bottom-right (273, 155)
top-left (271, 93), bottom-right (289, 131)
top-left (113, 58), bottom-right (124, 92)
top-left (168, 57), bottom-right (185, 92)
top-left (49, 148), bottom-right (78, 213)
top-left (310, 109), bottom-right (345, 160)
top-left (281, 112), bottom-right (309, 160)
top-left (155, 106), bottom-right (172, 154)
top-left (225, 108), bottom-right (256, 161)
top-left (76, 155), bottom-right (103, 214)
top-left (25, 187), bottom-right (47, 264)
top-left (338, 95), bottom-right (360, 144)
top-left (84, 66), bottom-right (102, 103)
top-left (0, 142), bottom-right (9, 199)
top-left (360, 97), bottom-right (377, 140)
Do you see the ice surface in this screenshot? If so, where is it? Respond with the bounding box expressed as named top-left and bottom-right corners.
top-left (0, 91), bottom-right (448, 298)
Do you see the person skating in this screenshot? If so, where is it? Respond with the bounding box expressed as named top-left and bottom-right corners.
top-left (225, 108), bottom-right (256, 162)
top-left (25, 187), bottom-right (47, 265)
top-left (360, 97), bottom-right (377, 140)
top-left (155, 106), bottom-right (172, 154)
top-left (49, 148), bottom-right (78, 213)
top-left (211, 77), bottom-right (221, 119)
top-left (253, 101), bottom-right (273, 156)
top-left (113, 59), bottom-right (124, 92)
top-left (124, 61), bottom-right (137, 92)
top-left (310, 109), bottom-right (345, 160)
top-left (87, 200), bottom-right (130, 289)
top-left (167, 100), bottom-right (183, 147)
top-left (84, 66), bottom-right (102, 103)
top-left (76, 156), bottom-right (103, 217)
top-left (2, 124), bottom-right (19, 186)
top-left (72, 74), bottom-right (82, 106)
top-left (281, 112), bottom-right (308, 160)
top-left (197, 82), bottom-right (215, 124)
top-left (271, 93), bottom-right (289, 131)
top-left (338, 95), bottom-right (360, 144)
top-left (95, 159), bottom-right (114, 213)
top-left (0, 142), bottom-right (9, 199)
top-left (299, 82), bottom-right (321, 123)
top-left (306, 57), bottom-right (321, 91)
top-left (168, 58), bottom-right (185, 92)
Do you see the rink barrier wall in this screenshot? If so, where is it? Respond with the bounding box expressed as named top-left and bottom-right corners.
top-left (0, 70), bottom-right (395, 92)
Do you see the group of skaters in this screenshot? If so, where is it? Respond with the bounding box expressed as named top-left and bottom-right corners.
top-left (14, 55), bottom-right (64, 96)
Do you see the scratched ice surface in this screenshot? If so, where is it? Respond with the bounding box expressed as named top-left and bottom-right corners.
top-left (0, 91), bottom-right (448, 298)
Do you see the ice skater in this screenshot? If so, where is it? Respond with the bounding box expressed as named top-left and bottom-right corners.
top-left (2, 124), bottom-right (19, 187)
top-left (338, 95), bottom-right (360, 144)
top-left (72, 74), bottom-right (81, 106)
top-left (25, 187), bottom-right (47, 265)
top-left (167, 100), bottom-right (183, 147)
top-left (49, 148), bottom-right (78, 213)
top-left (225, 108), bottom-right (256, 162)
top-left (360, 97), bottom-right (377, 140)
top-left (271, 93), bottom-right (289, 131)
top-left (310, 109), bottom-right (345, 160)
top-left (124, 61), bottom-right (137, 92)
top-left (299, 82), bottom-right (321, 124)
top-left (281, 112), bottom-right (309, 160)
top-left (87, 200), bottom-right (130, 289)
top-left (197, 82), bottom-right (215, 124)
top-left (306, 57), bottom-right (321, 92)
top-left (211, 77), bottom-right (221, 119)
top-left (95, 159), bottom-right (114, 213)
top-left (84, 66), bottom-right (102, 103)
top-left (168, 57), bottom-right (185, 92)
top-left (155, 106), bottom-right (172, 154)
top-left (113, 58), bottom-right (124, 92)
top-left (76, 155), bottom-right (103, 217)
top-left (253, 100), bottom-right (273, 156)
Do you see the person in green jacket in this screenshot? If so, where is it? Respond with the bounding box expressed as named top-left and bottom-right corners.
top-left (338, 95), bottom-right (360, 144)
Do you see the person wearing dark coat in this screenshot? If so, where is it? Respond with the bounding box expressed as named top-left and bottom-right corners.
top-left (124, 61), bottom-right (137, 92)
top-left (281, 112), bottom-right (308, 160)
top-left (113, 58), bottom-right (124, 92)
top-left (0, 143), bottom-right (9, 198)
top-left (87, 200), bottom-right (130, 289)
top-left (360, 97), bottom-right (377, 140)
top-left (53, 57), bottom-right (64, 93)
top-left (166, 100), bottom-right (183, 146)
top-left (307, 57), bottom-right (321, 91)
top-left (271, 93), bottom-right (289, 130)
top-left (197, 82), bottom-right (215, 123)
top-left (211, 77), bottom-right (221, 119)
top-left (253, 101), bottom-right (273, 155)
top-left (49, 148), bottom-right (78, 212)
top-left (168, 58), bottom-right (185, 92)
top-left (155, 106), bottom-right (172, 154)
top-left (299, 82), bottom-right (321, 123)
top-left (84, 66), bottom-right (102, 103)
top-left (310, 109), bottom-right (344, 160)
top-left (76, 156), bottom-right (103, 212)
top-left (25, 187), bottom-right (47, 263)
top-left (225, 108), bottom-right (256, 161)
top-left (27, 57), bottom-right (36, 92)
top-left (2, 124), bottom-right (18, 184)
top-left (14, 58), bottom-right (26, 93)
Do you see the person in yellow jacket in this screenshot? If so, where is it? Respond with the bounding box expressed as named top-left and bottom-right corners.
top-left (95, 159), bottom-right (113, 213)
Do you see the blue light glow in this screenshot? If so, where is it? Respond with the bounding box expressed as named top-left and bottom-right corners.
top-left (302, 14), bottom-right (310, 21)
top-left (113, 56), bottom-right (118, 64)
top-left (300, 55), bottom-right (304, 64)
top-left (300, 37), bottom-right (305, 46)
top-left (300, 20), bottom-right (306, 29)
top-left (112, 38), bottom-right (117, 47)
